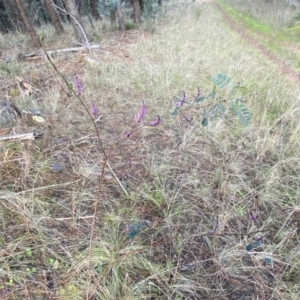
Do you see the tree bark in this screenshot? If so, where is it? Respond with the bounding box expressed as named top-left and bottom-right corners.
top-left (89, 0), bottom-right (101, 20)
top-left (116, 4), bottom-right (125, 31)
top-left (133, 0), bottom-right (141, 24)
top-left (64, 0), bottom-right (87, 45)
top-left (110, 9), bottom-right (116, 25)
top-left (43, 0), bottom-right (65, 34)
top-left (14, 0), bottom-right (42, 47)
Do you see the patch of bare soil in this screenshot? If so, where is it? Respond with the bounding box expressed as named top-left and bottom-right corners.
top-left (214, 2), bottom-right (300, 83)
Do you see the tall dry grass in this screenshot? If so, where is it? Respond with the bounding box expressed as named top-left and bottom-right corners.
top-left (0, 1), bottom-right (300, 299)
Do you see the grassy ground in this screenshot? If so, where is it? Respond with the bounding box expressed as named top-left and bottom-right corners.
top-left (217, 0), bottom-right (300, 70)
top-left (0, 1), bottom-right (300, 299)
top-left (219, 0), bottom-right (299, 29)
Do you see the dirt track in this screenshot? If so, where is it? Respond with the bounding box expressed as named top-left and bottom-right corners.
top-left (198, 0), bottom-right (300, 83)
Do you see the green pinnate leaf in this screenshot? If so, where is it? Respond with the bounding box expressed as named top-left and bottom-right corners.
top-left (209, 103), bottom-right (226, 119)
top-left (253, 241), bottom-right (262, 247)
top-left (127, 223), bottom-right (146, 239)
top-left (230, 102), bottom-right (251, 126)
top-left (196, 96), bottom-right (206, 102)
top-left (264, 257), bottom-right (272, 264)
top-left (209, 73), bottom-right (231, 88)
top-left (171, 108), bottom-right (179, 116)
top-left (207, 92), bottom-right (216, 99)
top-left (246, 241), bottom-right (261, 251)
top-left (246, 243), bottom-right (254, 251)
top-left (201, 118), bottom-right (208, 127)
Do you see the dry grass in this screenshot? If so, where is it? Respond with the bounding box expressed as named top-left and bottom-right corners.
top-left (0, 2), bottom-right (300, 299)
top-left (221, 0), bottom-right (299, 28)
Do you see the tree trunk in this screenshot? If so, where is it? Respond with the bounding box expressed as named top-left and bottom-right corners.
top-left (116, 4), bottom-right (125, 31)
top-left (3, 0), bottom-right (24, 31)
top-left (110, 9), bottom-right (116, 25)
top-left (133, 0), bottom-right (141, 24)
top-left (89, 0), bottom-right (101, 20)
top-left (14, 0), bottom-right (42, 47)
top-left (64, 0), bottom-right (87, 45)
top-left (54, 0), bottom-right (68, 22)
top-left (43, 0), bottom-right (65, 34)
top-left (158, 0), bottom-right (162, 6)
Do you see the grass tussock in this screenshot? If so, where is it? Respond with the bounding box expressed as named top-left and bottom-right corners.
top-left (0, 2), bottom-right (300, 299)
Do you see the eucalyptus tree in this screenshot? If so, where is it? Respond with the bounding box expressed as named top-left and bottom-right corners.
top-left (89, 0), bottom-right (102, 20)
top-left (15, 0), bottom-right (42, 47)
top-left (43, 0), bottom-right (65, 34)
top-left (64, 0), bottom-right (88, 44)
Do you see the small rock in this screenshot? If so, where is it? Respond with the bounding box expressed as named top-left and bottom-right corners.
top-left (50, 163), bottom-right (63, 172)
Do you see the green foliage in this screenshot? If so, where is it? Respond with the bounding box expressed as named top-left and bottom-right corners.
top-left (143, 0), bottom-right (160, 19)
top-left (202, 74), bottom-right (251, 126)
top-left (246, 240), bottom-right (261, 251)
top-left (142, 0), bottom-right (161, 33)
top-left (25, 248), bottom-right (33, 258)
top-left (26, 267), bottom-right (37, 275)
top-left (209, 73), bottom-right (232, 88)
top-left (98, 0), bottom-right (120, 16)
top-left (126, 222), bottom-right (146, 239)
top-left (209, 103), bottom-right (226, 119)
top-left (171, 74), bottom-right (252, 127)
top-left (201, 117), bottom-right (208, 127)
top-left (229, 99), bottom-right (252, 126)
top-left (125, 22), bottom-right (136, 30)
top-left (246, 241), bottom-right (272, 265)
top-left (264, 257), bottom-right (272, 264)
top-left (194, 5), bottom-right (204, 20)
top-left (0, 62), bottom-right (22, 76)
top-left (57, 284), bottom-right (82, 300)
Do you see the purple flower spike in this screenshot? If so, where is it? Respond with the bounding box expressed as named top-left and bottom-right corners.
top-left (91, 102), bottom-right (98, 116)
top-left (126, 131), bottom-right (132, 138)
top-left (150, 115), bottom-right (161, 126)
top-left (183, 115), bottom-right (192, 123)
top-left (74, 74), bottom-right (82, 96)
top-left (250, 212), bottom-right (258, 222)
top-left (194, 87), bottom-right (201, 100)
top-left (176, 91), bottom-right (186, 108)
top-left (136, 101), bottom-right (146, 123)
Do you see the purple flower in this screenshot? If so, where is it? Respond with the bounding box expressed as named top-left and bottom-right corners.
top-left (125, 131), bottom-right (132, 138)
top-left (150, 115), bottom-right (161, 126)
top-left (136, 101), bottom-right (146, 123)
top-left (91, 102), bottom-right (98, 116)
top-left (0, 289), bottom-right (8, 295)
top-left (250, 212), bottom-right (258, 222)
top-left (176, 91), bottom-right (186, 108)
top-left (183, 115), bottom-right (192, 123)
top-left (74, 74), bottom-right (82, 96)
top-left (194, 87), bottom-right (201, 100)
top-left (256, 236), bottom-right (264, 242)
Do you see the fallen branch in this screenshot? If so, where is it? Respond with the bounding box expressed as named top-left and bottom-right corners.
top-left (19, 44), bottom-right (101, 60)
top-left (0, 132), bottom-right (36, 141)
